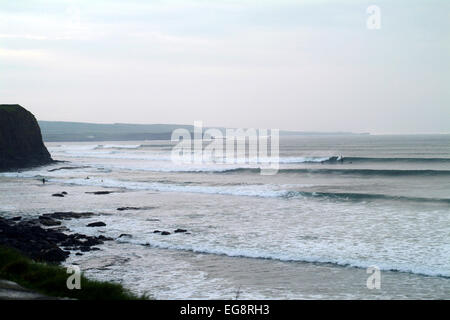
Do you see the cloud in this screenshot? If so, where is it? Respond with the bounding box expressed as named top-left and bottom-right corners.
top-left (0, 0), bottom-right (448, 133)
top-left (0, 47), bottom-right (49, 59)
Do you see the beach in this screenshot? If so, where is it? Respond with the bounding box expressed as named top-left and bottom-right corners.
top-left (0, 134), bottom-right (449, 299)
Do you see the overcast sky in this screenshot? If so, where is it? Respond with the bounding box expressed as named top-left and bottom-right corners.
top-left (0, 0), bottom-right (449, 134)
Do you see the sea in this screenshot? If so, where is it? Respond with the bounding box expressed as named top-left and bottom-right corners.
top-left (0, 134), bottom-right (449, 299)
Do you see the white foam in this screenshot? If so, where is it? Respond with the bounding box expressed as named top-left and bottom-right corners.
top-left (98, 144), bottom-right (142, 149)
top-left (53, 151), bottom-right (172, 161)
top-left (47, 144), bottom-right (100, 151)
top-left (116, 237), bottom-right (450, 278)
top-left (48, 144), bottom-right (334, 165)
top-left (51, 177), bottom-right (292, 198)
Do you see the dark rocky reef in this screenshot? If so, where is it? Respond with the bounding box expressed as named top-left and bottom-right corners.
top-left (0, 104), bottom-right (53, 171)
top-left (85, 191), bottom-right (115, 195)
top-left (0, 215), bottom-right (112, 264)
top-left (117, 206), bottom-right (156, 211)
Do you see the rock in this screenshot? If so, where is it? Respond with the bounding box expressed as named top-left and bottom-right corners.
top-left (41, 247), bottom-right (69, 263)
top-left (153, 230), bottom-right (161, 233)
top-left (48, 226), bottom-right (69, 232)
top-left (38, 216), bottom-right (62, 227)
top-left (174, 229), bottom-right (187, 233)
top-left (60, 239), bottom-right (82, 247)
top-left (0, 217), bottom-right (112, 263)
top-left (75, 253), bottom-right (83, 256)
top-left (52, 193), bottom-right (65, 197)
top-left (97, 235), bottom-right (113, 241)
top-left (11, 216), bottom-right (22, 221)
top-left (117, 207), bottom-right (139, 211)
top-left (0, 104), bottom-right (53, 171)
top-left (117, 206), bottom-right (156, 211)
top-left (87, 222), bottom-right (106, 227)
top-left (48, 166), bottom-right (89, 172)
top-left (86, 191), bottom-right (113, 195)
top-left (160, 231), bottom-right (171, 236)
top-left (118, 234), bottom-right (132, 238)
top-left (61, 191), bottom-right (68, 195)
top-left (0, 279), bottom-right (55, 300)
top-left (43, 212), bottom-right (94, 220)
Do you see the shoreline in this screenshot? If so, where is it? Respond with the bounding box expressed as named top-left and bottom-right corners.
top-left (0, 214), bottom-right (143, 300)
top-left (0, 214), bottom-right (112, 263)
top-left (0, 245), bottom-right (143, 300)
top-left (1, 166), bottom-right (449, 299)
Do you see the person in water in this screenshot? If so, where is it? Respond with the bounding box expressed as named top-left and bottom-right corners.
top-left (42, 178), bottom-right (46, 184)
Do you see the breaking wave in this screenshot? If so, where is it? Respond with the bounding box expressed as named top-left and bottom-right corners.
top-left (47, 177), bottom-right (450, 204)
top-left (219, 168), bottom-right (450, 176)
top-left (116, 238), bottom-right (450, 278)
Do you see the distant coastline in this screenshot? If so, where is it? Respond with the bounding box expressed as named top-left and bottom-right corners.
top-left (38, 120), bottom-right (369, 142)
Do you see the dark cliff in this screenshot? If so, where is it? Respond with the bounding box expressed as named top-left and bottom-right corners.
top-left (0, 104), bottom-right (53, 171)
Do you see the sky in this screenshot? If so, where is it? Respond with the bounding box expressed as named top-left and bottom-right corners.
top-left (0, 0), bottom-right (449, 134)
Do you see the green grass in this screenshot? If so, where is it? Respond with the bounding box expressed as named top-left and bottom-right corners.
top-left (0, 245), bottom-right (148, 300)
top-left (0, 104), bottom-right (21, 112)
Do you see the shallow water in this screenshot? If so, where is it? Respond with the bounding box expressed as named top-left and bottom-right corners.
top-left (0, 135), bottom-right (449, 299)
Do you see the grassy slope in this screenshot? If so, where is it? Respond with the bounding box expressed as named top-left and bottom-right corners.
top-left (0, 245), bottom-right (146, 300)
top-left (0, 104), bottom-right (21, 112)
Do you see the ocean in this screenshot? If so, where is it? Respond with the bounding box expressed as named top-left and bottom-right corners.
top-left (0, 134), bottom-right (449, 299)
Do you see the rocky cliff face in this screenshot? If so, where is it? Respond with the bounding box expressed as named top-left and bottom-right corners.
top-left (0, 104), bottom-right (53, 171)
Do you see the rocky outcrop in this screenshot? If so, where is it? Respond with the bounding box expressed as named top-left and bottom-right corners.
top-left (0, 279), bottom-right (58, 300)
top-left (117, 206), bottom-right (156, 211)
top-left (87, 222), bottom-right (106, 227)
top-left (0, 216), bottom-right (112, 263)
top-left (0, 104), bottom-right (53, 171)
